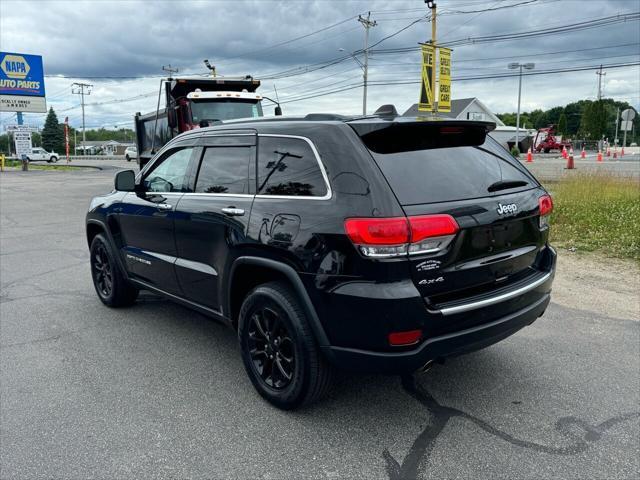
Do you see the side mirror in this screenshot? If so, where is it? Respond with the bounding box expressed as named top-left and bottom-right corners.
top-left (115, 170), bottom-right (136, 191)
top-left (275, 106), bottom-right (283, 116)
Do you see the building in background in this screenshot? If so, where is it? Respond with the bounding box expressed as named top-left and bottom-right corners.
top-left (77, 140), bottom-right (134, 155)
top-left (404, 97), bottom-right (535, 151)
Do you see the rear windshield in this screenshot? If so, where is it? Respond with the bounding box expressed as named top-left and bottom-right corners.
top-left (371, 136), bottom-right (537, 205)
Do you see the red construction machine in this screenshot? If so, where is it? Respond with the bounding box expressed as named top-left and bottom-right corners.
top-left (533, 125), bottom-right (572, 153)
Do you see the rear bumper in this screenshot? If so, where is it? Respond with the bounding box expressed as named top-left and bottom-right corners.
top-left (322, 292), bottom-right (550, 374)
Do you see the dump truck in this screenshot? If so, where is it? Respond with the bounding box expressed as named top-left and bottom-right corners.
top-left (134, 76), bottom-right (280, 168)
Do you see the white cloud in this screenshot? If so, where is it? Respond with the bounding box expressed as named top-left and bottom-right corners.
top-left (1, 0), bottom-right (638, 129)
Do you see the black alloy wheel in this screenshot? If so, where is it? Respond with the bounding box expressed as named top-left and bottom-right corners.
top-left (247, 306), bottom-right (296, 390)
top-left (238, 282), bottom-right (333, 409)
top-left (89, 233), bottom-right (138, 307)
top-left (92, 243), bottom-right (113, 298)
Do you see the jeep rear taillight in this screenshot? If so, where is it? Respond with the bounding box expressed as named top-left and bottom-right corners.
top-left (344, 214), bottom-right (459, 258)
top-left (538, 194), bottom-right (553, 229)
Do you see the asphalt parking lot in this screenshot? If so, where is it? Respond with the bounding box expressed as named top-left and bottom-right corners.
top-left (1, 168), bottom-right (638, 479)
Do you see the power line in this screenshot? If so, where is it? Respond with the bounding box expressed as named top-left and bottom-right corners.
top-left (441, 12), bottom-right (640, 47)
top-left (276, 61), bottom-right (639, 105)
top-left (371, 12), bottom-right (640, 54)
top-left (370, 42), bottom-right (639, 65)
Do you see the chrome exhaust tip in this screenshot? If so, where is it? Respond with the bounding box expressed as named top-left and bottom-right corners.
top-left (418, 360), bottom-right (434, 374)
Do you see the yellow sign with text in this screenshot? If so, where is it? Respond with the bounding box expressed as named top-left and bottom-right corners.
top-left (418, 45), bottom-right (435, 112)
top-left (438, 47), bottom-right (451, 113)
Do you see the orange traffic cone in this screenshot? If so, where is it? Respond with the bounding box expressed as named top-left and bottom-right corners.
top-left (565, 153), bottom-right (575, 169)
top-left (569, 146), bottom-right (574, 157)
top-left (526, 147), bottom-right (533, 163)
top-left (597, 150), bottom-right (603, 162)
top-left (562, 146), bottom-right (568, 159)
top-left (621, 147), bottom-right (625, 157)
top-left (606, 146), bottom-right (611, 157)
top-left (613, 150), bottom-right (618, 159)
top-left (581, 147), bottom-right (586, 159)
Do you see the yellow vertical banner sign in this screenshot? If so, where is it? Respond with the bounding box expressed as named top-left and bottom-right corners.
top-left (418, 44), bottom-right (435, 112)
top-left (438, 47), bottom-right (451, 113)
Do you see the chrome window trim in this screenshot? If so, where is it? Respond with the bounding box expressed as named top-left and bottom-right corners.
top-left (255, 134), bottom-right (332, 201)
top-left (200, 132), bottom-right (256, 137)
top-left (182, 192), bottom-right (254, 198)
top-left (137, 134), bottom-right (332, 201)
top-left (430, 271), bottom-right (553, 316)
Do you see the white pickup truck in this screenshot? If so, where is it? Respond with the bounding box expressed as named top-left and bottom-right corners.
top-left (27, 147), bottom-right (59, 163)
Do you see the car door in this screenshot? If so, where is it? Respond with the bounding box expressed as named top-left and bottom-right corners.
top-left (31, 148), bottom-right (43, 160)
top-left (118, 143), bottom-right (199, 295)
top-left (173, 132), bottom-right (256, 313)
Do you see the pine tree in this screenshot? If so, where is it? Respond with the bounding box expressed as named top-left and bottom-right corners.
top-left (558, 112), bottom-right (568, 136)
top-left (41, 107), bottom-right (64, 153)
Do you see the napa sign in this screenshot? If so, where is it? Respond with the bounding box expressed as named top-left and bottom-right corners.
top-left (0, 52), bottom-right (46, 113)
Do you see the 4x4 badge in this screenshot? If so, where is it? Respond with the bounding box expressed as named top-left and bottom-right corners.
top-left (497, 203), bottom-right (518, 215)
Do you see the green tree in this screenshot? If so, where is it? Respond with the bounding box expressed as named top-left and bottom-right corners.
top-left (558, 112), bottom-right (568, 136)
top-left (41, 107), bottom-right (64, 153)
top-left (0, 133), bottom-right (10, 154)
top-left (580, 101), bottom-right (608, 141)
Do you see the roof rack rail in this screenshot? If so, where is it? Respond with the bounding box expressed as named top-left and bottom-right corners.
top-left (304, 113), bottom-right (349, 121)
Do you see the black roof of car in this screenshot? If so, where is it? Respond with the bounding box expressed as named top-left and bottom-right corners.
top-left (173, 113), bottom-right (497, 154)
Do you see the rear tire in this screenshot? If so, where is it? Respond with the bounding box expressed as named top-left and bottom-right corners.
top-left (90, 233), bottom-right (138, 307)
top-left (238, 281), bottom-right (333, 410)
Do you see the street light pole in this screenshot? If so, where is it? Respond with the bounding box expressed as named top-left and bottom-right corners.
top-left (508, 62), bottom-right (535, 151)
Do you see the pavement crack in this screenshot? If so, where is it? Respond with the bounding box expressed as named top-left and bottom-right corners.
top-left (382, 375), bottom-right (640, 480)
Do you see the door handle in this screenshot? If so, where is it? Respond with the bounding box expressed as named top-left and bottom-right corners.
top-left (221, 207), bottom-right (245, 216)
top-left (157, 203), bottom-right (173, 211)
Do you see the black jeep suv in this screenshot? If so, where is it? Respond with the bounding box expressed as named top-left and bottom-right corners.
top-left (86, 114), bottom-right (556, 409)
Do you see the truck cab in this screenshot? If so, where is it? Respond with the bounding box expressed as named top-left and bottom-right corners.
top-left (134, 76), bottom-right (269, 168)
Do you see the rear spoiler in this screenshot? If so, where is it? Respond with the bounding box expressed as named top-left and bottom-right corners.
top-left (348, 119), bottom-right (496, 154)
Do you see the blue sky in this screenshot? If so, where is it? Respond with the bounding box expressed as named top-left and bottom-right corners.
top-left (1, 0), bottom-right (638, 130)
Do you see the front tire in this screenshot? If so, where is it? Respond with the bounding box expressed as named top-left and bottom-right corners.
top-left (238, 282), bottom-right (333, 410)
top-left (49, 156), bottom-right (58, 163)
top-left (126, 155), bottom-right (131, 162)
top-left (90, 233), bottom-right (138, 307)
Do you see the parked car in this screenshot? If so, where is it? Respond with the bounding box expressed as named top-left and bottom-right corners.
top-left (86, 113), bottom-right (556, 410)
top-left (27, 147), bottom-right (58, 163)
top-left (124, 145), bottom-right (137, 162)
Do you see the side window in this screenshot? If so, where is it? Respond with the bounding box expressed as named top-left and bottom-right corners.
top-left (195, 146), bottom-right (253, 194)
top-left (257, 137), bottom-right (327, 197)
top-left (144, 147), bottom-right (194, 193)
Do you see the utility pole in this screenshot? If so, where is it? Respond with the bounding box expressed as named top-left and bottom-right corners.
top-left (358, 12), bottom-right (377, 115)
top-left (162, 64), bottom-right (179, 80)
top-left (71, 82), bottom-right (93, 151)
top-left (596, 65), bottom-right (606, 100)
top-left (426, 0), bottom-right (437, 113)
top-left (595, 65), bottom-right (605, 151)
top-left (614, 107), bottom-right (620, 147)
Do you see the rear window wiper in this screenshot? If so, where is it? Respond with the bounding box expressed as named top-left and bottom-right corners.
top-left (487, 179), bottom-right (529, 192)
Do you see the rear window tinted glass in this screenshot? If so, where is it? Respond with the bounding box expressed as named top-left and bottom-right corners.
top-left (257, 137), bottom-right (327, 197)
top-left (195, 146), bottom-right (253, 194)
top-left (371, 137), bottom-right (534, 205)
